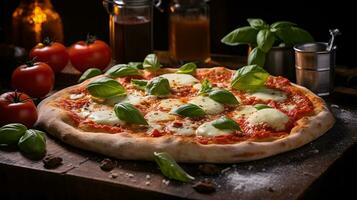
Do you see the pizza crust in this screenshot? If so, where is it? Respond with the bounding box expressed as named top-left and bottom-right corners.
top-left (36, 68), bottom-right (335, 163)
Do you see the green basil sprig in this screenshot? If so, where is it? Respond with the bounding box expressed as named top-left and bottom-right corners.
top-left (257, 29), bottom-right (275, 53)
top-left (128, 62), bottom-right (143, 69)
top-left (254, 104), bottom-right (272, 110)
top-left (172, 104), bottom-right (206, 118)
top-left (231, 65), bottom-right (269, 91)
top-left (247, 18), bottom-right (268, 30)
top-left (131, 79), bottom-right (148, 91)
top-left (87, 77), bottom-right (126, 98)
top-left (176, 62), bottom-right (197, 74)
top-left (221, 26), bottom-right (258, 46)
top-left (154, 152), bottom-right (195, 183)
top-left (105, 64), bottom-right (140, 78)
top-left (78, 68), bottom-right (102, 83)
top-left (146, 77), bottom-right (171, 96)
top-left (114, 103), bottom-right (148, 125)
top-left (198, 79), bottom-right (212, 95)
top-left (212, 116), bottom-right (241, 131)
top-left (208, 89), bottom-right (239, 105)
top-left (0, 123), bottom-right (27, 146)
top-left (248, 47), bottom-right (266, 67)
top-left (143, 54), bottom-right (161, 72)
top-left (18, 129), bottom-right (46, 159)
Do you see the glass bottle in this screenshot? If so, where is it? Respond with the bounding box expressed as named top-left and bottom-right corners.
top-left (103, 0), bottom-right (153, 64)
top-left (12, 0), bottom-right (63, 50)
top-left (169, 0), bottom-right (210, 63)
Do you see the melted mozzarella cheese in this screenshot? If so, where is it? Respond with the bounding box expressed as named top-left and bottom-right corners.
top-left (105, 94), bottom-right (144, 106)
top-left (87, 110), bottom-right (125, 126)
top-left (233, 105), bottom-right (257, 118)
top-left (246, 108), bottom-right (289, 131)
top-left (145, 111), bottom-right (176, 123)
top-left (70, 93), bottom-right (85, 100)
top-left (158, 99), bottom-right (184, 111)
top-left (249, 88), bottom-right (287, 102)
top-left (188, 96), bottom-right (224, 115)
top-left (282, 104), bottom-right (296, 112)
top-left (196, 121), bottom-right (233, 137)
top-left (159, 73), bottom-right (199, 87)
top-left (167, 122), bottom-right (196, 136)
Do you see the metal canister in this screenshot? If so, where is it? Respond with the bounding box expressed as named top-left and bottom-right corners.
top-left (294, 42), bottom-right (336, 96)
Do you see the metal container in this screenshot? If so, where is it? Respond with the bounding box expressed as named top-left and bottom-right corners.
top-left (294, 42), bottom-right (336, 96)
top-left (265, 46), bottom-right (295, 81)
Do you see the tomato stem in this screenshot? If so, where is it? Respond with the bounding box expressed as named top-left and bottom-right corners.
top-left (8, 91), bottom-right (34, 103)
top-left (42, 37), bottom-right (52, 46)
top-left (25, 57), bottom-right (37, 67)
top-left (86, 34), bottom-right (96, 45)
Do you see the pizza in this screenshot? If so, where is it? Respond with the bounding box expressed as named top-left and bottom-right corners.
top-left (37, 64), bottom-right (335, 163)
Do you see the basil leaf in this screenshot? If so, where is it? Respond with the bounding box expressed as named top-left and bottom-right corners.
top-left (270, 21), bottom-right (296, 32)
top-left (143, 54), bottom-right (161, 72)
top-left (173, 104), bottom-right (206, 118)
top-left (208, 89), bottom-right (239, 105)
top-left (146, 77), bottom-right (171, 96)
top-left (221, 26), bottom-right (258, 46)
top-left (212, 117), bottom-right (241, 131)
top-left (276, 27), bottom-right (314, 46)
top-left (0, 123), bottom-right (27, 146)
top-left (198, 79), bottom-right (212, 95)
top-left (78, 68), bottom-right (102, 83)
top-left (247, 18), bottom-right (268, 30)
top-left (257, 29), bottom-right (275, 53)
top-left (248, 47), bottom-right (266, 67)
top-left (105, 64), bottom-right (140, 78)
top-left (18, 129), bottom-right (46, 159)
top-left (131, 79), bottom-right (148, 91)
top-left (177, 62), bottom-right (197, 74)
top-left (153, 152), bottom-right (195, 183)
top-left (114, 103), bottom-right (148, 125)
top-left (87, 77), bottom-right (126, 98)
top-left (254, 104), bottom-right (272, 110)
top-left (128, 62), bottom-right (143, 69)
top-left (231, 65), bottom-right (270, 91)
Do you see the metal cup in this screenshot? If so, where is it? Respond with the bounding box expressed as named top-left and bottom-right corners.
top-left (294, 42), bottom-right (336, 96)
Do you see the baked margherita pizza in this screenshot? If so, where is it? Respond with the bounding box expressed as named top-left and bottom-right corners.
top-left (37, 63), bottom-right (334, 163)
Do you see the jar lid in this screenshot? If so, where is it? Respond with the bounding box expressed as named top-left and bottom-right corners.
top-left (110, 0), bottom-right (152, 6)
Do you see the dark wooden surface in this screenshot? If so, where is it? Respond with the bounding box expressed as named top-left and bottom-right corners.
top-left (1, 56), bottom-right (357, 200)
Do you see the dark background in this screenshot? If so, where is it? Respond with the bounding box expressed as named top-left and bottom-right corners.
top-left (0, 0), bottom-right (355, 67)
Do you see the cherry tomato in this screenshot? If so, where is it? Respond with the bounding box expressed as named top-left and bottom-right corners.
top-left (0, 92), bottom-right (38, 128)
top-left (11, 61), bottom-right (54, 98)
top-left (29, 38), bottom-right (69, 73)
top-left (68, 35), bottom-right (111, 72)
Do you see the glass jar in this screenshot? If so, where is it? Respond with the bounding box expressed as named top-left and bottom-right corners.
top-left (169, 0), bottom-right (210, 63)
top-left (12, 0), bottom-right (63, 50)
top-left (103, 0), bottom-right (153, 64)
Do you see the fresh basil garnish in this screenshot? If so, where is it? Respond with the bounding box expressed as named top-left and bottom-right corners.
top-left (221, 26), bottom-right (258, 46)
top-left (231, 65), bottom-right (269, 91)
top-left (275, 27), bottom-right (314, 46)
top-left (18, 129), bottom-right (46, 159)
top-left (248, 47), bottom-right (266, 66)
top-left (146, 77), bottom-right (171, 96)
top-left (198, 79), bottom-right (212, 95)
top-left (87, 77), bottom-right (126, 98)
top-left (0, 123), bottom-right (27, 146)
top-left (177, 62), bottom-right (197, 74)
top-left (153, 152), bottom-right (195, 183)
top-left (173, 104), bottom-right (206, 118)
top-left (78, 68), bottom-right (102, 83)
top-left (254, 104), bottom-right (272, 110)
top-left (128, 62), bottom-right (143, 69)
top-left (208, 89), bottom-right (239, 105)
top-left (105, 64), bottom-right (140, 78)
top-left (257, 29), bottom-right (275, 53)
top-left (212, 116), bottom-right (241, 131)
top-left (270, 21), bottom-right (296, 32)
top-left (247, 18), bottom-right (268, 30)
top-left (143, 54), bottom-right (161, 72)
top-left (114, 103), bottom-right (148, 125)
top-left (131, 79), bottom-right (148, 91)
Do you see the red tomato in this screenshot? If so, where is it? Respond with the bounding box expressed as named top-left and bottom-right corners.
top-left (29, 39), bottom-right (69, 73)
top-left (0, 92), bottom-right (38, 128)
top-left (11, 61), bottom-right (54, 98)
top-left (68, 35), bottom-right (111, 72)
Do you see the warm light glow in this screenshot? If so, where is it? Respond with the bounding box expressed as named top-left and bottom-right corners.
top-left (27, 6), bottom-right (47, 42)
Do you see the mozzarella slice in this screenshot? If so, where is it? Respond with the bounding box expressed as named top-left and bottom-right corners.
top-left (167, 121), bottom-right (196, 136)
top-left (88, 110), bottom-right (125, 126)
top-left (159, 73), bottom-right (199, 87)
top-left (233, 105), bottom-right (257, 118)
top-left (158, 99), bottom-right (184, 111)
top-left (281, 104), bottom-right (296, 112)
top-left (188, 96), bottom-right (224, 115)
top-left (249, 88), bottom-right (287, 102)
top-left (196, 121), bottom-right (233, 137)
top-left (246, 108), bottom-right (289, 131)
top-left (70, 93), bottom-right (85, 100)
top-left (145, 111), bottom-right (177, 132)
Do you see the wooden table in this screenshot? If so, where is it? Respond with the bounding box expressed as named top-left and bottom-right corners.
top-left (1, 55), bottom-right (357, 200)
